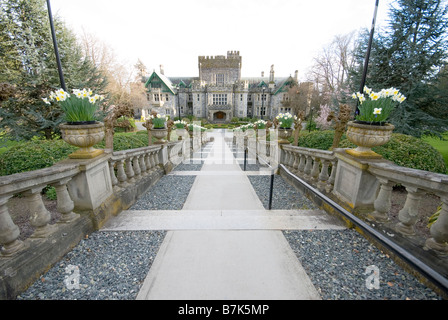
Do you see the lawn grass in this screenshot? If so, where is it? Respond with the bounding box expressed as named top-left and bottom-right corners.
top-left (422, 132), bottom-right (448, 173)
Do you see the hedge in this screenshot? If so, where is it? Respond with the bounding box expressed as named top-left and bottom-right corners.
top-left (297, 130), bottom-right (447, 174)
top-left (0, 132), bottom-right (150, 176)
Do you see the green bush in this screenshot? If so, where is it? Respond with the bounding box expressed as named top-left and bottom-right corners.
top-left (297, 130), bottom-right (343, 150)
top-left (0, 132), bottom-right (150, 176)
top-left (296, 130), bottom-right (446, 174)
top-left (339, 133), bottom-right (447, 174)
top-left (94, 132), bottom-right (148, 151)
top-left (0, 140), bottom-right (77, 176)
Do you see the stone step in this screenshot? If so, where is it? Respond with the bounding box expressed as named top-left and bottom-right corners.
top-left (101, 209), bottom-right (346, 231)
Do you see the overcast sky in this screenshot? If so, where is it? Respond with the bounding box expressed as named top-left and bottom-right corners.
top-left (50, 0), bottom-right (395, 80)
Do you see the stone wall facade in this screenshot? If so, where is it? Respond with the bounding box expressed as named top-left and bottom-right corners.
top-left (143, 51), bottom-right (300, 122)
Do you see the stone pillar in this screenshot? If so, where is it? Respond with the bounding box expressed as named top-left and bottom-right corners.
top-left (332, 150), bottom-right (390, 214)
top-left (64, 154), bottom-right (113, 211)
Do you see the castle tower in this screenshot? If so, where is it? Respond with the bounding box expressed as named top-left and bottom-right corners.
top-left (198, 51), bottom-right (242, 84)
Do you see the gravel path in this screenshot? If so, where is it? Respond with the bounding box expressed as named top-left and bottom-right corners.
top-left (130, 175), bottom-right (196, 210)
top-left (283, 229), bottom-right (442, 300)
top-left (248, 174), bottom-right (317, 210)
top-left (16, 231), bottom-right (166, 300)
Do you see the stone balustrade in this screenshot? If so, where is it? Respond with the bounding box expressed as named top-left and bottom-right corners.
top-left (367, 162), bottom-right (448, 254)
top-left (281, 145), bottom-right (338, 193)
top-left (277, 144), bottom-right (448, 256)
top-left (0, 140), bottom-right (186, 299)
top-left (109, 145), bottom-right (163, 188)
top-left (0, 163), bottom-right (80, 257)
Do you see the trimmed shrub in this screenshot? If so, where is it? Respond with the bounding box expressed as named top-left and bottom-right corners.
top-left (340, 133), bottom-right (447, 174)
top-left (297, 130), bottom-right (446, 174)
top-left (0, 132), bottom-right (150, 176)
top-left (297, 130), bottom-right (343, 150)
top-left (0, 140), bottom-right (77, 176)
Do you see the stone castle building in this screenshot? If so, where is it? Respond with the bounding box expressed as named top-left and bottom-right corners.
top-left (142, 51), bottom-right (302, 122)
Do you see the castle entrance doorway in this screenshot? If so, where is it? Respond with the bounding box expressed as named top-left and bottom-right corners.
top-left (213, 111), bottom-right (226, 121)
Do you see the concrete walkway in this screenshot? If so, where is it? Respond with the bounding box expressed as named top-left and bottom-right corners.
top-left (102, 130), bottom-right (345, 300)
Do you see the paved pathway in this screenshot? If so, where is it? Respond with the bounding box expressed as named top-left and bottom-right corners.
top-left (102, 130), bottom-right (346, 300)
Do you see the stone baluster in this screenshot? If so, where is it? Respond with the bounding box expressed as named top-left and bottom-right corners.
top-left (395, 186), bottom-right (424, 236)
top-left (368, 178), bottom-right (394, 222)
top-left (108, 160), bottom-right (119, 189)
top-left (292, 152), bottom-right (300, 172)
top-left (23, 187), bottom-right (54, 238)
top-left (133, 155), bottom-right (142, 180)
top-left (297, 154), bottom-right (306, 176)
top-left (310, 157), bottom-right (320, 182)
top-left (116, 159), bottom-right (128, 187)
top-left (147, 152), bottom-right (154, 170)
top-left (139, 153), bottom-right (147, 175)
top-left (425, 194), bottom-right (448, 254)
top-left (125, 156), bottom-right (135, 182)
top-left (303, 155), bottom-right (313, 179)
top-left (317, 159), bottom-right (330, 191)
top-left (52, 178), bottom-right (79, 223)
top-left (152, 150), bottom-right (160, 167)
top-left (289, 151), bottom-right (296, 168)
top-left (144, 153), bottom-right (152, 173)
top-left (282, 149), bottom-right (290, 167)
top-left (0, 195), bottom-right (25, 256)
top-left (325, 161), bottom-right (337, 193)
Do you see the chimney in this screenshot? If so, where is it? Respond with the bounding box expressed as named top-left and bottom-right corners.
top-left (269, 65), bottom-right (275, 83)
top-left (294, 70), bottom-right (298, 82)
top-left (261, 71), bottom-right (264, 77)
top-left (160, 65), bottom-right (164, 75)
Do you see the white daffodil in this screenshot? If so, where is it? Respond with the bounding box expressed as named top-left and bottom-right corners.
top-left (363, 86), bottom-right (372, 94)
top-left (373, 108), bottom-right (382, 115)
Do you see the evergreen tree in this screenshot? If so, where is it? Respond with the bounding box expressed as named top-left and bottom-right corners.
top-left (0, 0), bottom-right (107, 140)
top-left (350, 0), bottom-right (448, 137)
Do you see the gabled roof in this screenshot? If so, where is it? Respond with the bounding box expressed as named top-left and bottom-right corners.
top-left (144, 71), bottom-right (176, 94)
top-left (273, 76), bottom-right (297, 95)
top-left (169, 77), bottom-right (198, 88)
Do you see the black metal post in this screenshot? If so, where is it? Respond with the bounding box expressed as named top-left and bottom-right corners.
top-left (268, 172), bottom-right (274, 210)
top-left (46, 0), bottom-right (66, 91)
top-left (244, 148), bottom-right (247, 171)
top-left (356, 0), bottom-right (379, 116)
top-left (177, 87), bottom-right (181, 120)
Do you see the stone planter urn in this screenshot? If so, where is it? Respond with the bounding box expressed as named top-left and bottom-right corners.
top-left (345, 121), bottom-right (394, 159)
top-left (277, 128), bottom-right (293, 144)
top-left (59, 121), bottom-right (105, 159)
top-left (151, 127), bottom-right (168, 144)
top-left (176, 128), bottom-right (187, 140)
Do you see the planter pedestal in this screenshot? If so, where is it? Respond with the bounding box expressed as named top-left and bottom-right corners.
top-left (332, 149), bottom-right (392, 215)
top-left (60, 122), bottom-right (105, 159)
